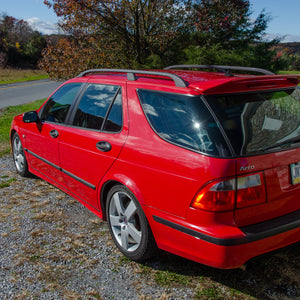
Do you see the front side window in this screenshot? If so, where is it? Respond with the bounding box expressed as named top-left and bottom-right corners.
top-left (205, 88), bottom-right (300, 156)
top-left (40, 83), bottom-right (82, 123)
top-left (73, 84), bottom-right (122, 131)
top-left (138, 89), bottom-right (231, 157)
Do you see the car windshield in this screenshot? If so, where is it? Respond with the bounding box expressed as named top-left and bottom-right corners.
top-left (205, 88), bottom-right (300, 156)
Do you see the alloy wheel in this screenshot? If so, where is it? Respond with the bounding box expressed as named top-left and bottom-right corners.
top-left (108, 191), bottom-right (142, 252)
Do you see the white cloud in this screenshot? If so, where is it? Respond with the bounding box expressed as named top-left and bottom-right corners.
top-left (26, 17), bottom-right (59, 35)
top-left (280, 35), bottom-right (300, 43)
top-left (263, 33), bottom-right (300, 43)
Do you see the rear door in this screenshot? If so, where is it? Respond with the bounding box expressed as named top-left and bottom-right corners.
top-left (58, 81), bottom-right (128, 209)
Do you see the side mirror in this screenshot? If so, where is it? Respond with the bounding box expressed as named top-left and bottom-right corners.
top-left (23, 111), bottom-right (39, 123)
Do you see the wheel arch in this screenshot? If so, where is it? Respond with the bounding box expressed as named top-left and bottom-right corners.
top-left (100, 180), bottom-right (120, 221)
top-left (99, 175), bottom-right (146, 221)
top-left (10, 129), bottom-right (17, 143)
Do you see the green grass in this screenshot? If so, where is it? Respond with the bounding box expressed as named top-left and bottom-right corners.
top-left (0, 177), bottom-right (17, 188)
top-left (154, 269), bottom-right (190, 286)
top-left (195, 286), bottom-right (222, 300)
top-left (278, 70), bottom-right (300, 75)
top-left (0, 69), bottom-right (48, 84)
top-left (0, 99), bottom-right (45, 156)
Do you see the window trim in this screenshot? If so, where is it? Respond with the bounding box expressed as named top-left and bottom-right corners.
top-left (100, 87), bottom-right (122, 132)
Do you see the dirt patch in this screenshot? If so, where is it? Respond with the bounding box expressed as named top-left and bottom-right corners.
top-left (0, 155), bottom-right (299, 299)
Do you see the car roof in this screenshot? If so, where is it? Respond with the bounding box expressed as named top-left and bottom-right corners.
top-left (73, 68), bottom-right (300, 95)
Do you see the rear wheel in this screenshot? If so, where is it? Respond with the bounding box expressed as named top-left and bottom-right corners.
top-left (12, 133), bottom-right (30, 177)
top-left (106, 185), bottom-right (157, 261)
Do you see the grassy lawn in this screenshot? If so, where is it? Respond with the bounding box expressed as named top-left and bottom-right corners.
top-left (278, 70), bottom-right (300, 75)
top-left (0, 69), bottom-right (48, 84)
top-left (0, 99), bottom-right (45, 156)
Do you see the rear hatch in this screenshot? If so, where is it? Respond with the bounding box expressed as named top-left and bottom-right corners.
top-left (204, 84), bottom-right (300, 227)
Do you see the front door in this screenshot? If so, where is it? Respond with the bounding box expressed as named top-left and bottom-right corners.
top-left (58, 82), bottom-right (128, 209)
top-left (24, 82), bottom-right (83, 186)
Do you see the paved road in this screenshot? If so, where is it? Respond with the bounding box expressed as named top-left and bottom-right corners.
top-left (0, 79), bottom-right (62, 109)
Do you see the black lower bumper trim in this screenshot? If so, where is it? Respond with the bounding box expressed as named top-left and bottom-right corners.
top-left (153, 210), bottom-right (300, 246)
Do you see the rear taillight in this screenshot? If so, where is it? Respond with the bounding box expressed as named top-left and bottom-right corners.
top-left (192, 178), bottom-right (236, 212)
top-left (236, 174), bottom-right (266, 208)
top-left (191, 173), bottom-right (266, 212)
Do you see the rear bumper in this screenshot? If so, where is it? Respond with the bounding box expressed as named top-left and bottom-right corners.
top-left (151, 210), bottom-right (300, 269)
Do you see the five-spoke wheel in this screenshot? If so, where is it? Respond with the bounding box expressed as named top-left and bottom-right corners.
top-left (12, 133), bottom-right (30, 177)
top-left (106, 185), bottom-right (156, 261)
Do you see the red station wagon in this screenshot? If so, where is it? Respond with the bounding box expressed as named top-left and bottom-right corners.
top-left (10, 66), bottom-right (300, 269)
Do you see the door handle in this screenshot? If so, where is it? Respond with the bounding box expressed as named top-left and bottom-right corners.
top-left (49, 129), bottom-right (59, 139)
top-left (96, 141), bottom-right (112, 152)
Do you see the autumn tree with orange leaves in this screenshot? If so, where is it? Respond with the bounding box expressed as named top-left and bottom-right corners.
top-left (41, 0), bottom-right (193, 78)
top-left (41, 0), bottom-right (278, 79)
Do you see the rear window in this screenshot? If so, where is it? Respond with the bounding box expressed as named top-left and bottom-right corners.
top-left (138, 89), bottom-right (231, 157)
top-left (205, 88), bottom-right (300, 156)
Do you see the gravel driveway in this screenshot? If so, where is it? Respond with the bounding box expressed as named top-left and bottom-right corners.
top-left (0, 155), bottom-right (196, 299)
top-left (1, 155), bottom-right (299, 299)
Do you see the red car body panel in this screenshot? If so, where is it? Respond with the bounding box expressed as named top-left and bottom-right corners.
top-left (235, 149), bottom-right (300, 227)
top-left (24, 122), bottom-right (64, 184)
top-left (10, 69), bottom-right (300, 269)
top-left (147, 211), bottom-right (300, 269)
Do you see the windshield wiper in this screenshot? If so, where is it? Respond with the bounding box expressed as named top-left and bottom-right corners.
top-left (262, 136), bottom-right (300, 151)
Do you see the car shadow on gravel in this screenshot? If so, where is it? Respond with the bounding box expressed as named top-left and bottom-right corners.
top-left (139, 241), bottom-right (300, 299)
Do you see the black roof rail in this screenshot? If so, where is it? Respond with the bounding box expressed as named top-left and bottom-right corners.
top-left (164, 65), bottom-right (275, 76)
top-left (77, 68), bottom-right (188, 88)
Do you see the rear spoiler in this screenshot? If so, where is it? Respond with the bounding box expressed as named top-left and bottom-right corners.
top-left (191, 75), bottom-right (300, 95)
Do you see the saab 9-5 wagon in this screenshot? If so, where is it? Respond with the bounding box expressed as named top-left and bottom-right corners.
top-left (11, 65), bottom-right (300, 269)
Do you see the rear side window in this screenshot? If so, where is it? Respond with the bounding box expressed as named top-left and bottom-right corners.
top-left (102, 91), bottom-right (123, 132)
top-left (73, 84), bottom-right (122, 132)
top-left (138, 90), bottom-right (231, 157)
top-left (206, 88), bottom-right (300, 156)
top-left (40, 83), bottom-right (82, 123)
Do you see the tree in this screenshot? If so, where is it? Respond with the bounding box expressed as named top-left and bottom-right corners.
top-left (193, 0), bottom-right (270, 47)
top-left (39, 36), bottom-right (123, 79)
top-left (41, 0), bottom-right (279, 77)
top-left (43, 0), bottom-right (192, 69)
top-left (0, 14), bottom-right (46, 68)
top-left (184, 0), bottom-right (279, 71)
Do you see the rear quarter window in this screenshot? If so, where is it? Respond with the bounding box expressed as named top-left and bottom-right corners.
top-left (138, 89), bottom-right (231, 157)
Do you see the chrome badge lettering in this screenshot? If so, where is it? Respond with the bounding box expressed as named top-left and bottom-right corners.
top-left (240, 165), bottom-right (255, 171)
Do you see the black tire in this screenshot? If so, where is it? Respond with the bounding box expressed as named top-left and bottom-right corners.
top-left (106, 185), bottom-right (157, 261)
top-left (12, 133), bottom-right (30, 177)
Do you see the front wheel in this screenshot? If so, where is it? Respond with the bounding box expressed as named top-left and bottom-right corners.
top-left (106, 185), bottom-right (157, 261)
top-left (12, 133), bottom-right (30, 177)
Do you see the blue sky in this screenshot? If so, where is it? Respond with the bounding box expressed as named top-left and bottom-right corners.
top-left (251, 0), bottom-right (300, 41)
top-left (0, 0), bottom-right (58, 34)
top-left (1, 0), bottom-right (300, 41)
